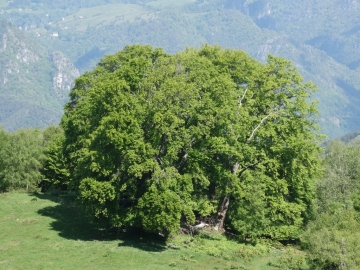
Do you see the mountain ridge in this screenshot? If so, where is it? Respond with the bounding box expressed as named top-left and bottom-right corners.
top-left (0, 0), bottom-right (359, 137)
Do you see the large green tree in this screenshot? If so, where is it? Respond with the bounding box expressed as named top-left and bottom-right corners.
top-left (60, 45), bottom-right (322, 238)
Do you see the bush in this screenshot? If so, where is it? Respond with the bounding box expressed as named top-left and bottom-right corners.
top-left (268, 249), bottom-right (307, 270)
top-left (302, 210), bottom-right (360, 269)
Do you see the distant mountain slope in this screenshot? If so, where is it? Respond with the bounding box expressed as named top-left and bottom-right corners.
top-left (1, 0), bottom-right (360, 137)
top-left (227, 0), bottom-right (360, 71)
top-left (0, 20), bottom-right (79, 131)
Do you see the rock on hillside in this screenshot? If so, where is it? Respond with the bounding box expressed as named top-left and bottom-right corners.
top-left (0, 20), bottom-right (78, 131)
top-left (50, 51), bottom-right (80, 101)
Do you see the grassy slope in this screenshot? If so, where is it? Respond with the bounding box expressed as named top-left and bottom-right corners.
top-left (146, 0), bottom-right (196, 8)
top-left (61, 4), bottom-right (149, 32)
top-left (0, 193), bottom-right (301, 270)
top-left (46, 1), bottom-right (196, 32)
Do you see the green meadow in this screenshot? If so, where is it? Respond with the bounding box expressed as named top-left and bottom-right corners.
top-left (0, 193), bottom-right (307, 270)
top-left (146, 0), bottom-right (196, 8)
top-left (58, 0), bottom-right (196, 31)
top-left (61, 4), bottom-right (149, 31)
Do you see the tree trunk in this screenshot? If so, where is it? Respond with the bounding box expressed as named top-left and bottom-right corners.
top-left (340, 237), bottom-right (347, 269)
top-left (215, 160), bottom-right (254, 231)
top-left (215, 195), bottom-right (230, 231)
top-left (215, 162), bottom-right (239, 231)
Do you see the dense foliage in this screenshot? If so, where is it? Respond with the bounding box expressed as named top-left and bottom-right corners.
top-left (0, 125), bottom-right (62, 192)
top-left (0, 127), bottom-right (41, 192)
top-left (57, 45), bottom-right (322, 238)
top-left (302, 211), bottom-right (360, 270)
top-left (1, 35), bottom-right (360, 267)
top-left (316, 140), bottom-right (360, 213)
top-left (302, 140), bottom-right (360, 269)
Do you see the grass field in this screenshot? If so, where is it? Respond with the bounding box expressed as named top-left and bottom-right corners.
top-left (0, 193), bottom-right (307, 270)
top-left (58, 0), bottom-right (196, 32)
top-left (61, 4), bottom-right (149, 31)
top-left (146, 0), bottom-right (196, 8)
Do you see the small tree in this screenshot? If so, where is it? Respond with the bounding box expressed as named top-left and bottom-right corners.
top-left (302, 210), bottom-right (360, 270)
top-left (0, 129), bottom-right (44, 192)
top-left (60, 45), bottom-right (322, 238)
top-left (316, 140), bottom-right (360, 213)
top-left (0, 126), bottom-right (10, 191)
top-left (41, 126), bottom-right (70, 192)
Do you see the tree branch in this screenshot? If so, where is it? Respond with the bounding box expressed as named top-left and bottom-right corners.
top-left (238, 87), bottom-right (248, 107)
top-left (238, 160), bottom-right (262, 178)
top-left (154, 156), bottom-right (164, 166)
top-left (158, 134), bottom-right (167, 156)
top-left (246, 112), bottom-right (273, 143)
top-left (176, 137), bottom-right (195, 169)
top-left (232, 161), bottom-right (239, 174)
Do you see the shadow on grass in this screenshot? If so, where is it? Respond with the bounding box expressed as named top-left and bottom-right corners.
top-left (32, 192), bottom-right (166, 252)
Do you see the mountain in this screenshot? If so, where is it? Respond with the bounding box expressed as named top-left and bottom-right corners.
top-left (0, 0), bottom-right (359, 137)
top-left (0, 19), bottom-right (79, 131)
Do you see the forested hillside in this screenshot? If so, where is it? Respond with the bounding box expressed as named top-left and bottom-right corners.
top-left (0, 0), bottom-right (360, 137)
top-left (0, 19), bottom-right (79, 131)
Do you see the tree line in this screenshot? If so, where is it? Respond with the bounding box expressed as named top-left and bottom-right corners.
top-left (1, 45), bottom-right (360, 269)
top-left (0, 125), bottom-right (61, 192)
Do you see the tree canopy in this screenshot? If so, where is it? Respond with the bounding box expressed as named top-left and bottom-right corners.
top-left (60, 44), bottom-right (322, 239)
top-left (0, 128), bottom-right (46, 192)
top-left (302, 139), bottom-right (360, 269)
